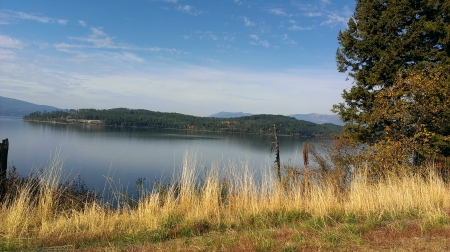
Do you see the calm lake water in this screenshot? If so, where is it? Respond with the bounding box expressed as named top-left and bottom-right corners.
top-left (0, 116), bottom-right (329, 195)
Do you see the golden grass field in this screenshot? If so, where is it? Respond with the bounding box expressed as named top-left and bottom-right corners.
top-left (1, 151), bottom-right (449, 251)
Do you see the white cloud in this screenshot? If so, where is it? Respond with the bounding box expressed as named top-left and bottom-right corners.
top-left (259, 40), bottom-right (269, 47)
top-left (202, 57), bottom-right (220, 63)
top-left (91, 27), bottom-right (107, 37)
top-left (269, 8), bottom-right (292, 17)
top-left (196, 31), bottom-right (218, 41)
top-left (62, 27), bottom-right (148, 51)
top-left (223, 35), bottom-right (235, 42)
top-left (118, 52), bottom-right (145, 63)
top-left (242, 16), bottom-right (255, 26)
top-left (17, 11), bottom-right (51, 23)
top-left (249, 34), bottom-right (259, 40)
top-left (280, 34), bottom-right (296, 45)
top-left (258, 25), bottom-right (271, 33)
top-left (78, 20), bottom-right (87, 26)
top-left (70, 27), bottom-right (114, 48)
top-left (321, 12), bottom-right (349, 27)
top-left (53, 27), bottom-right (180, 55)
top-left (288, 25), bottom-right (312, 31)
top-left (54, 41), bottom-right (179, 54)
top-left (176, 5), bottom-right (203, 16)
top-left (2, 10), bottom-right (68, 25)
top-left (249, 34), bottom-right (269, 48)
top-left (292, 3), bottom-right (318, 12)
top-left (305, 12), bottom-right (322, 17)
top-left (0, 35), bottom-right (27, 49)
top-left (0, 49), bottom-right (17, 60)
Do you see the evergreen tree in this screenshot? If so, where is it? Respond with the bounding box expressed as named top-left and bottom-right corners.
top-left (334, 0), bottom-right (450, 147)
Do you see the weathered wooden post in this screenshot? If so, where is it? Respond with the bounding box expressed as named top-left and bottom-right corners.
top-left (0, 138), bottom-right (9, 201)
top-left (273, 125), bottom-right (281, 183)
top-left (303, 142), bottom-right (309, 198)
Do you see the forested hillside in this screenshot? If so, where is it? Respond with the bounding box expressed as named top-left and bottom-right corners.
top-left (23, 108), bottom-right (342, 137)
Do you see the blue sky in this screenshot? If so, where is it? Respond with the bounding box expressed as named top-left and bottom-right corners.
top-left (0, 0), bottom-right (354, 117)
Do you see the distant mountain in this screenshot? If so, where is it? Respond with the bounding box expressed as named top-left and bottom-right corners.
top-left (208, 111), bottom-right (253, 118)
top-left (289, 113), bottom-right (343, 126)
top-left (0, 96), bottom-right (60, 117)
top-left (209, 111), bottom-right (343, 126)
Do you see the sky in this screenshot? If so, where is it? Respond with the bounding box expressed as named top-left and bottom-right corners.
top-left (0, 0), bottom-right (355, 117)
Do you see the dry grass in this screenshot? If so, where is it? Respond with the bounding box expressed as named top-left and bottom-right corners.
top-left (0, 150), bottom-right (449, 250)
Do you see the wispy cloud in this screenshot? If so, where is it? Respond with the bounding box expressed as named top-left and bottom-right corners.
top-left (70, 27), bottom-right (115, 48)
top-left (0, 9), bottom-right (67, 25)
top-left (290, 2), bottom-right (351, 28)
top-left (242, 16), bottom-right (255, 26)
top-left (176, 5), bottom-right (203, 16)
top-left (290, 2), bottom-right (327, 19)
top-left (250, 34), bottom-right (259, 40)
top-left (321, 7), bottom-right (351, 27)
top-left (233, 0), bottom-right (243, 6)
top-left (202, 57), bottom-right (220, 63)
top-left (196, 31), bottom-right (218, 41)
top-left (291, 2), bottom-right (319, 12)
top-left (269, 8), bottom-right (292, 17)
top-left (0, 49), bottom-right (18, 60)
top-left (304, 12), bottom-right (322, 17)
top-left (54, 27), bottom-right (179, 54)
top-left (286, 20), bottom-right (312, 31)
top-left (17, 11), bottom-right (52, 23)
top-left (78, 20), bottom-right (87, 27)
top-left (249, 34), bottom-right (269, 47)
top-left (288, 24), bottom-right (312, 31)
top-left (280, 34), bottom-right (296, 45)
top-left (118, 52), bottom-right (145, 63)
top-left (0, 35), bottom-right (27, 49)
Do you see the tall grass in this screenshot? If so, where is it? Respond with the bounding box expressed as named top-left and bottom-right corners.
top-left (0, 150), bottom-right (449, 249)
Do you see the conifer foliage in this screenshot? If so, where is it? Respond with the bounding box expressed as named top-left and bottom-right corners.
top-left (333, 0), bottom-right (450, 163)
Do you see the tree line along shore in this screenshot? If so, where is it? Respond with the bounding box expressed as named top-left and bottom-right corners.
top-left (23, 108), bottom-right (342, 137)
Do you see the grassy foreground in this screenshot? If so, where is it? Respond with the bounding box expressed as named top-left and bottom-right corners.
top-left (0, 152), bottom-right (449, 251)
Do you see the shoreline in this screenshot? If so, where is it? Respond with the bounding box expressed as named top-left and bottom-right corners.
top-left (22, 119), bottom-right (332, 138)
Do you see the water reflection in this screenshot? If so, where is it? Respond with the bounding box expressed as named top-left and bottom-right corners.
top-left (1, 117), bottom-right (330, 196)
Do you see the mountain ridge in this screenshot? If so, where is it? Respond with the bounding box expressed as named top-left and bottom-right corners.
top-left (289, 113), bottom-right (343, 126)
top-left (208, 112), bottom-right (342, 126)
top-left (0, 96), bottom-right (60, 117)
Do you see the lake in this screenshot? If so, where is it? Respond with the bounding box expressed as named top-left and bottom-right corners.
top-left (0, 116), bottom-right (329, 196)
